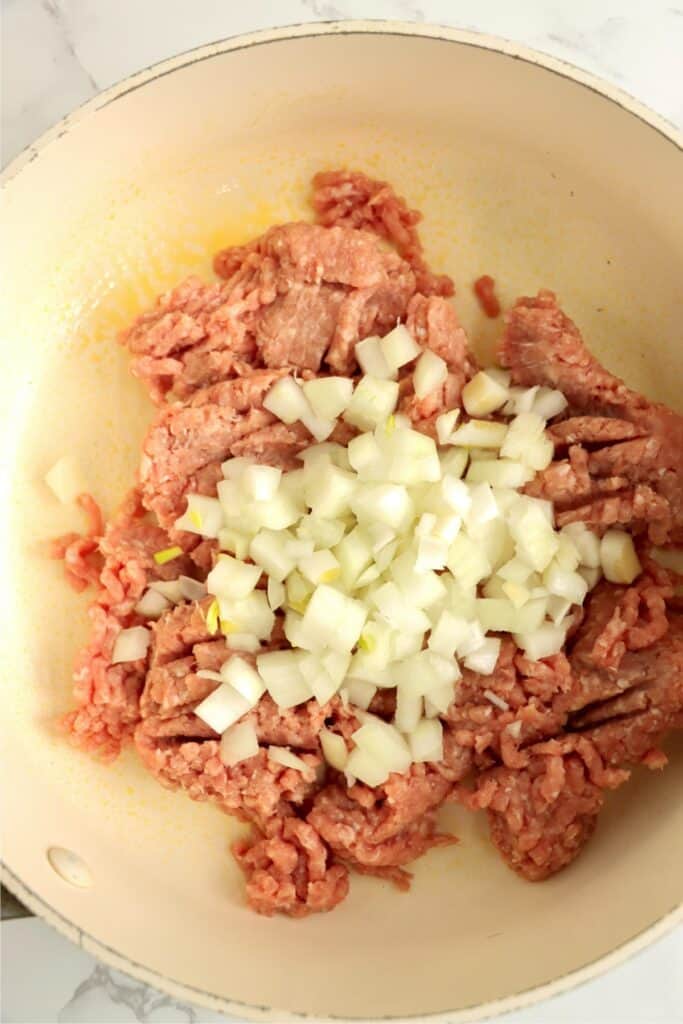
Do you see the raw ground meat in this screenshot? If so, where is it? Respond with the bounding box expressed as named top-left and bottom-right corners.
top-left (311, 169), bottom-right (455, 299)
top-left (57, 172), bottom-right (683, 915)
top-left (500, 289), bottom-right (683, 544)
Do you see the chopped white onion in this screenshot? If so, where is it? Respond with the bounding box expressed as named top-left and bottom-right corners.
top-left (355, 336), bottom-right (395, 379)
top-left (450, 420), bottom-right (508, 449)
top-left (44, 454), bottom-right (89, 505)
top-left (344, 678), bottom-right (378, 710)
top-left (220, 656), bottom-right (265, 705)
top-left (111, 626), bottom-right (151, 664)
top-left (514, 622), bottom-right (567, 660)
top-left (194, 682), bottom-right (251, 733)
top-left (414, 349), bottom-right (448, 399)
top-left (149, 579), bottom-right (184, 604)
top-left (352, 717), bottom-right (412, 774)
top-left (600, 529), bottom-right (642, 584)
top-left (242, 464), bottom-right (282, 503)
top-left (483, 689), bottom-right (509, 712)
top-left (531, 387), bottom-right (568, 420)
top-left (134, 589), bottom-right (170, 620)
top-left (380, 323), bottom-right (422, 372)
top-left (175, 494), bottom-right (224, 538)
top-left (462, 371), bottom-right (509, 416)
top-left (263, 376), bottom-right (309, 424)
top-left (464, 637), bottom-right (501, 675)
top-left (257, 650), bottom-right (311, 708)
top-left (207, 555), bottom-right (261, 601)
top-left (344, 376), bottom-right (399, 431)
top-left (268, 746), bottom-right (313, 776)
top-left (302, 376), bottom-right (354, 419)
top-left (320, 729), bottom-right (349, 771)
top-left (219, 720), bottom-right (259, 767)
top-left (345, 747), bottom-right (389, 787)
top-left (409, 719), bottom-right (444, 763)
top-left (435, 409), bottom-right (460, 445)
top-left (299, 584), bottom-right (368, 654)
top-left (218, 591), bottom-right (275, 641)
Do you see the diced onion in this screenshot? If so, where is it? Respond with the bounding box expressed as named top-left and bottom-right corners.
top-left (257, 650), bottom-right (311, 708)
top-left (462, 371), bottom-right (509, 416)
top-left (207, 555), bottom-right (261, 601)
top-left (134, 589), bottom-right (170, 619)
top-left (268, 745), bottom-right (313, 776)
top-left (408, 719), bottom-right (444, 763)
top-left (344, 679), bottom-right (378, 710)
top-left (263, 376), bottom-right (310, 424)
top-left (219, 720), bottom-right (259, 767)
top-left (345, 747), bottom-right (390, 787)
top-left (514, 622), bottom-right (567, 660)
top-left (464, 637), bottom-right (501, 675)
top-left (302, 376), bottom-right (354, 418)
top-left (352, 717), bottom-right (412, 774)
top-left (531, 387), bottom-right (568, 420)
top-left (600, 529), bottom-right (642, 584)
top-left (175, 494), bottom-right (224, 538)
top-left (111, 626), bottom-right (150, 664)
top-left (450, 420), bottom-right (508, 449)
top-left (220, 656), bottom-right (265, 705)
top-left (414, 349), bottom-right (448, 399)
top-left (344, 376), bottom-right (399, 431)
top-left (149, 579), bottom-right (184, 603)
top-left (194, 682), bottom-right (251, 733)
top-left (299, 584), bottom-right (368, 653)
top-left (320, 729), bottom-right (348, 771)
top-left (44, 454), bottom-right (89, 504)
top-left (380, 323), bottom-right (421, 372)
top-left (242, 464), bottom-right (282, 503)
top-left (435, 409), bottom-right (460, 445)
top-left (355, 336), bottom-right (395, 379)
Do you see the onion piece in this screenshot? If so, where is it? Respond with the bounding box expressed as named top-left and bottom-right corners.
top-left (227, 634), bottom-right (261, 653)
top-left (263, 376), bottom-right (309, 424)
top-left (268, 746), bottom-right (313, 776)
top-left (302, 376), bottom-right (354, 418)
top-left (531, 387), bottom-right (568, 420)
top-left (514, 622), bottom-right (567, 660)
top-left (352, 717), bottom-right (412, 774)
top-left (207, 555), bottom-right (261, 601)
top-left (149, 579), bottom-right (184, 604)
top-left (220, 656), bottom-right (265, 705)
top-left (218, 591), bottom-right (275, 640)
top-left (344, 376), bottom-right (399, 431)
top-left (134, 589), bottom-right (170, 619)
top-left (307, 464), bottom-right (357, 518)
top-left (464, 637), bottom-right (501, 675)
top-left (409, 719), bottom-right (444, 763)
top-left (462, 371), bottom-right (509, 416)
top-left (413, 349), bottom-right (448, 399)
top-left (600, 529), bottom-right (642, 584)
top-left (450, 420), bottom-right (508, 449)
top-left (299, 584), bottom-right (368, 654)
top-left (320, 729), bottom-right (348, 771)
top-left (380, 323), bottom-right (421, 372)
top-left (111, 626), bottom-right (151, 664)
top-left (355, 336), bottom-right (395, 379)
top-left (257, 650), bottom-right (311, 709)
top-left (344, 679), bottom-right (378, 710)
top-left (44, 454), bottom-right (89, 504)
top-left (395, 685), bottom-right (423, 733)
top-left (175, 494), bottom-right (224, 538)
top-left (267, 577), bottom-right (285, 611)
top-left (194, 682), bottom-right (251, 733)
top-left (436, 409), bottom-right (460, 445)
top-left (241, 464), bottom-right (282, 503)
top-left (218, 527), bottom-right (251, 560)
top-left (345, 747), bottom-right (389, 787)
top-left (220, 720), bottom-right (259, 767)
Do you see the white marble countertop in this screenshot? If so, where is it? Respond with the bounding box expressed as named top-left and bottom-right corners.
top-left (2, 1), bottom-right (682, 1021)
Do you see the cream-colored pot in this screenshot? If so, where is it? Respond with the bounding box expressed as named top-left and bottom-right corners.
top-left (1, 22), bottom-right (682, 1023)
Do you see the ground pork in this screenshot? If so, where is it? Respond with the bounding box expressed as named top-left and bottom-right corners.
top-left (311, 169), bottom-right (454, 298)
top-left (499, 289), bottom-right (683, 543)
top-left (233, 818), bottom-right (349, 917)
top-left (465, 737), bottom-right (625, 881)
